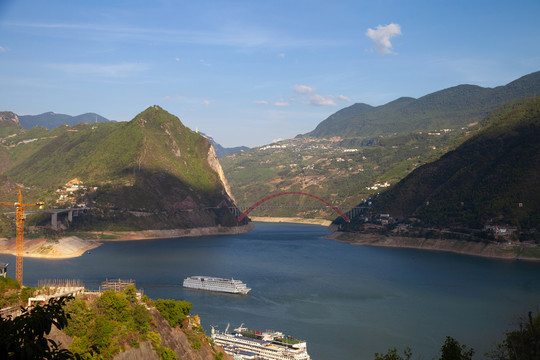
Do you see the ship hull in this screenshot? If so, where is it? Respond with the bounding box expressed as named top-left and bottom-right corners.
top-left (183, 276), bottom-right (251, 294)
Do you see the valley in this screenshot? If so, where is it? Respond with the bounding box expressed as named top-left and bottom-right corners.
top-left (2, 2), bottom-right (540, 359)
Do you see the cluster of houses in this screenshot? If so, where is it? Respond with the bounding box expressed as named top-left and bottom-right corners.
top-left (366, 182), bottom-right (391, 191)
top-left (483, 225), bottom-right (518, 237)
top-left (55, 178), bottom-right (96, 207)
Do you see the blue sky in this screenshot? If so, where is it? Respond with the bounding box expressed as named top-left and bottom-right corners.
top-left (1, 1), bottom-right (539, 147)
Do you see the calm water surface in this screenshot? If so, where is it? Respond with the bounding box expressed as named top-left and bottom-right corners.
top-left (7, 222), bottom-right (540, 359)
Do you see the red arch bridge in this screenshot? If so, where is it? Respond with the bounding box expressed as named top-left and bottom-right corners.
top-left (232, 192), bottom-right (358, 223)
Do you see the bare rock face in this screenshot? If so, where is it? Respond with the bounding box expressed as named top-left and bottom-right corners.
top-left (207, 144), bottom-right (236, 202)
top-left (113, 342), bottom-right (160, 360)
top-left (0, 111), bottom-right (20, 125)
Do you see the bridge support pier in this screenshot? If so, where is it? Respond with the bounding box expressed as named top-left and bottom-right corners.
top-left (51, 213), bottom-right (58, 229)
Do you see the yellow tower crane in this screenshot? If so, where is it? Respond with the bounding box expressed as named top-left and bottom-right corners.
top-left (0, 189), bottom-right (44, 285)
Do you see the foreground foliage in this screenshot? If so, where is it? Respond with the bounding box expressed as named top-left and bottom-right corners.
top-left (0, 296), bottom-right (76, 359)
top-left (487, 311), bottom-right (540, 360)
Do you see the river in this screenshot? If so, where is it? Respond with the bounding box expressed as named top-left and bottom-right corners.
top-left (8, 222), bottom-right (540, 359)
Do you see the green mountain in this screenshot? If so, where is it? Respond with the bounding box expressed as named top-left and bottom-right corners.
top-left (341, 97), bottom-right (540, 235)
top-left (221, 71), bottom-right (540, 221)
top-left (18, 111), bottom-right (112, 130)
top-left (306, 71), bottom-right (540, 139)
top-left (0, 106), bottom-right (241, 231)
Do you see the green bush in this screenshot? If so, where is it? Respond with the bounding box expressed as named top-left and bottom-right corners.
top-left (0, 277), bottom-right (20, 293)
top-left (158, 346), bottom-right (178, 360)
top-left (132, 303), bottom-right (152, 334)
top-left (19, 286), bottom-right (36, 303)
top-left (154, 299), bottom-right (192, 327)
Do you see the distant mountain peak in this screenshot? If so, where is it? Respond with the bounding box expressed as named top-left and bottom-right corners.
top-left (17, 111), bottom-right (113, 130)
top-left (305, 70), bottom-right (540, 139)
top-left (200, 132), bottom-right (249, 158)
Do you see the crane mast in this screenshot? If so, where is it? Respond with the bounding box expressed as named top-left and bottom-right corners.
top-left (0, 189), bottom-right (43, 285)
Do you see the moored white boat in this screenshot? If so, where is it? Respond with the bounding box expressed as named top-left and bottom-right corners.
top-left (212, 324), bottom-right (311, 360)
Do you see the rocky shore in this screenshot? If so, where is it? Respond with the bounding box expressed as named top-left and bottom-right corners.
top-left (328, 231), bottom-right (540, 261)
top-left (0, 236), bottom-right (101, 259)
top-left (0, 224), bottom-right (253, 259)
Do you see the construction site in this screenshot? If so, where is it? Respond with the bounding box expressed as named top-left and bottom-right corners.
top-left (0, 190), bottom-right (141, 319)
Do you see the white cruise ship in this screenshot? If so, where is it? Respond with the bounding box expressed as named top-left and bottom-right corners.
top-left (182, 276), bottom-right (251, 294)
top-left (212, 325), bottom-right (311, 360)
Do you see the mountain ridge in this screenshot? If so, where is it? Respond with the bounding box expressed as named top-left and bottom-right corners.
top-left (306, 71), bottom-right (540, 139)
top-left (200, 132), bottom-right (249, 158)
top-left (18, 111), bottom-right (113, 129)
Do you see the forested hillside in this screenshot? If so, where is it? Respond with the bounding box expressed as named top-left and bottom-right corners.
top-left (0, 106), bottom-right (242, 233)
top-left (340, 96), bottom-right (540, 238)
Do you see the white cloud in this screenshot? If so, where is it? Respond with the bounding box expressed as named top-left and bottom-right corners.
top-left (337, 94), bottom-right (351, 102)
top-left (273, 101), bottom-right (290, 107)
top-left (309, 94), bottom-right (336, 106)
top-left (293, 85), bottom-right (314, 95)
top-left (263, 85), bottom-right (346, 108)
top-left (292, 84), bottom-right (340, 106)
top-left (278, 53), bottom-right (285, 59)
top-left (203, 100), bottom-right (211, 107)
top-left (0, 46), bottom-right (5, 52)
top-left (175, 57), bottom-right (180, 62)
top-left (366, 23), bottom-right (402, 55)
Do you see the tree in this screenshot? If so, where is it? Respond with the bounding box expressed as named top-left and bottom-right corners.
top-left (438, 336), bottom-right (474, 360)
top-left (374, 347), bottom-right (413, 360)
top-left (131, 303), bottom-right (152, 334)
top-left (154, 299), bottom-right (192, 327)
top-left (0, 296), bottom-right (78, 359)
top-left (64, 298), bottom-right (95, 338)
top-left (488, 311), bottom-right (540, 360)
top-left (90, 316), bottom-right (115, 354)
top-left (94, 290), bottom-right (130, 322)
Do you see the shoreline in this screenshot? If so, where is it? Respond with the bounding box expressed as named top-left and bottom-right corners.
top-left (3, 221), bottom-right (537, 262)
top-left (0, 224), bottom-right (254, 259)
top-left (86, 223), bottom-right (254, 242)
top-left (327, 231), bottom-right (540, 262)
